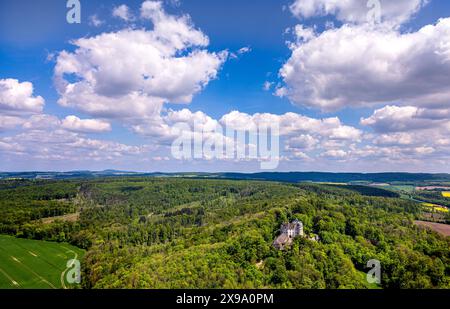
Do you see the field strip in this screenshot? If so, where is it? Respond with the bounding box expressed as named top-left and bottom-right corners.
top-left (11, 239), bottom-right (63, 271)
top-left (10, 255), bottom-right (57, 289)
top-left (28, 251), bottom-right (38, 257)
top-left (0, 266), bottom-right (20, 288)
top-left (60, 247), bottom-right (78, 289)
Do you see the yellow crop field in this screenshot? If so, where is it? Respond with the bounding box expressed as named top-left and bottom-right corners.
top-left (422, 203), bottom-right (449, 213)
top-left (435, 207), bottom-right (449, 213)
top-left (422, 202), bottom-right (438, 208)
top-left (442, 191), bottom-right (450, 198)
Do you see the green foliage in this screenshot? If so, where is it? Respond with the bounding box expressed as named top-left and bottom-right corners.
top-left (328, 184), bottom-right (400, 198)
top-left (0, 177), bottom-right (448, 289)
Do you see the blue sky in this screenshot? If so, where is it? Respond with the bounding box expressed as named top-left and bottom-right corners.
top-left (1, 0), bottom-right (450, 172)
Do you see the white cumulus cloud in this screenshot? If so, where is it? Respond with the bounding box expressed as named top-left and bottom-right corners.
top-left (0, 116), bottom-right (24, 132)
top-left (277, 18), bottom-right (450, 111)
top-left (61, 115), bottom-right (112, 133)
top-left (113, 4), bottom-right (133, 21)
top-left (54, 0), bottom-right (227, 120)
top-left (361, 105), bottom-right (450, 133)
top-left (0, 79), bottom-right (44, 115)
top-left (289, 0), bottom-right (428, 27)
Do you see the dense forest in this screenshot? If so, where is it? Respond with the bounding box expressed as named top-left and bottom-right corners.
top-left (0, 177), bottom-right (448, 289)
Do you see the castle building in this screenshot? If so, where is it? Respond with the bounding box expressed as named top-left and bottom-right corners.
top-left (280, 219), bottom-right (304, 238)
top-left (273, 219), bottom-right (304, 250)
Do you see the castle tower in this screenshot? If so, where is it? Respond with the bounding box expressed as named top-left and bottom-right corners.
top-left (293, 219), bottom-right (304, 236)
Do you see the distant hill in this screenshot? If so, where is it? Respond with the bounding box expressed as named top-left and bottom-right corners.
top-left (0, 170), bottom-right (155, 180)
top-left (1, 170), bottom-right (450, 184)
top-left (214, 172), bottom-right (450, 183)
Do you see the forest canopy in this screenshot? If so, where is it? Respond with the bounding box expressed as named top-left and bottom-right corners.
top-left (0, 177), bottom-right (448, 289)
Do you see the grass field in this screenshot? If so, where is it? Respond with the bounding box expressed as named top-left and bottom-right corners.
top-left (0, 235), bottom-right (84, 289)
top-left (388, 185), bottom-right (416, 193)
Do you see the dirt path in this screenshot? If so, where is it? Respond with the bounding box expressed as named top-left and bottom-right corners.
top-left (41, 212), bottom-right (79, 224)
top-left (60, 248), bottom-right (78, 289)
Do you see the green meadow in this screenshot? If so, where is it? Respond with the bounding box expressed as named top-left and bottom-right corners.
top-left (0, 235), bottom-right (84, 289)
